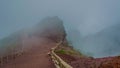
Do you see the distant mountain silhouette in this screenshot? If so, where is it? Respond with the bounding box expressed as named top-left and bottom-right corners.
top-left (81, 24), bottom-right (120, 58)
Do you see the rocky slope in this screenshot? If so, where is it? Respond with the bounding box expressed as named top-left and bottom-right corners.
top-left (70, 56), bottom-right (120, 68)
top-left (56, 44), bottom-right (120, 68)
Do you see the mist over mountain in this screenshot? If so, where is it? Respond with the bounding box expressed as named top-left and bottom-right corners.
top-left (0, 16), bottom-right (66, 57)
top-left (0, 0), bottom-right (120, 59)
top-left (78, 24), bottom-right (120, 58)
top-left (32, 16), bottom-right (66, 40)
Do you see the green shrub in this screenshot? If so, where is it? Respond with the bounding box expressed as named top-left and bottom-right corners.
top-left (56, 49), bottom-right (66, 54)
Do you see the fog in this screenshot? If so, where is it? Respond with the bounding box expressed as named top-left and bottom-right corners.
top-left (0, 0), bottom-right (120, 58)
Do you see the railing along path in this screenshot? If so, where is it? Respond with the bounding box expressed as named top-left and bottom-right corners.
top-left (49, 41), bottom-right (73, 68)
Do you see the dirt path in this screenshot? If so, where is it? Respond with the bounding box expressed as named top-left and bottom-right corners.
top-left (1, 37), bottom-right (56, 68)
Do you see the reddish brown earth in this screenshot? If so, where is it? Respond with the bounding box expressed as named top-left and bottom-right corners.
top-left (58, 53), bottom-right (120, 68)
top-left (1, 37), bottom-right (56, 68)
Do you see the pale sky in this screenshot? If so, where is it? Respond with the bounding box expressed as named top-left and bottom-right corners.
top-left (0, 0), bottom-right (120, 39)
